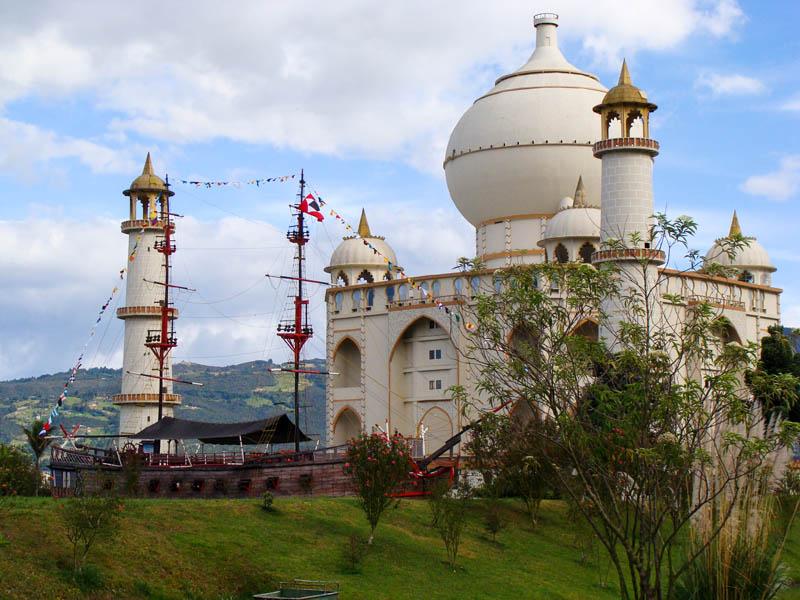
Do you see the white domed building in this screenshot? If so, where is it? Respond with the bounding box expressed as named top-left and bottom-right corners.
top-left (324, 13), bottom-right (782, 456)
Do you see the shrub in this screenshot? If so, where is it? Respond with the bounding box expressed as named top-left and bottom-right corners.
top-left (344, 433), bottom-right (411, 543)
top-left (0, 443), bottom-right (38, 496)
top-left (430, 481), bottom-right (470, 570)
top-left (261, 491), bottom-right (275, 512)
top-left (483, 496), bottom-right (504, 542)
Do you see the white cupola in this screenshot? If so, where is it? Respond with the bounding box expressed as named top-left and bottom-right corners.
top-left (705, 212), bottom-right (776, 287)
top-left (538, 176), bottom-right (601, 264)
top-left (325, 209), bottom-right (400, 286)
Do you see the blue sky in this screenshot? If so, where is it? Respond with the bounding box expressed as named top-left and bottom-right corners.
top-left (0, 0), bottom-right (798, 380)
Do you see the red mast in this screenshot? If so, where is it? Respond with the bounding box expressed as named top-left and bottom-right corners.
top-left (277, 170), bottom-right (313, 452)
top-left (145, 178), bottom-right (178, 454)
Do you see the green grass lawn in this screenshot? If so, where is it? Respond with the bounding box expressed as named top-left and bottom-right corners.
top-left (2, 496), bottom-right (800, 600)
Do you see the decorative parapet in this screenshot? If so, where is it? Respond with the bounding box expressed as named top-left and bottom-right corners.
top-left (117, 306), bottom-right (179, 319)
top-left (592, 248), bottom-right (666, 264)
top-left (111, 393), bottom-right (181, 405)
top-left (121, 219), bottom-right (167, 233)
top-left (593, 137), bottom-right (659, 157)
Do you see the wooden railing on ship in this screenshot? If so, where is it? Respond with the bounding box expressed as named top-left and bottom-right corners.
top-left (51, 443), bottom-right (350, 470)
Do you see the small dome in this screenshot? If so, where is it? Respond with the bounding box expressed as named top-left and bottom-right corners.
top-left (704, 212), bottom-right (775, 273)
top-left (539, 176), bottom-right (600, 243)
top-left (593, 60), bottom-right (657, 114)
top-left (124, 153), bottom-right (171, 196)
top-left (558, 196), bottom-right (574, 210)
top-left (540, 206), bottom-right (601, 243)
top-left (325, 209), bottom-right (399, 273)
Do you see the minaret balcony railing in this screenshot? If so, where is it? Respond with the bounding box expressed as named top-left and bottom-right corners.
top-left (121, 219), bottom-right (166, 233)
top-left (153, 239), bottom-right (176, 253)
top-left (117, 306), bottom-right (178, 319)
top-left (593, 137), bottom-right (660, 157)
top-left (286, 225), bottom-right (310, 245)
top-left (111, 392), bottom-right (181, 405)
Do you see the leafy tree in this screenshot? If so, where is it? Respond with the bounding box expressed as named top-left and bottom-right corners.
top-left (459, 214), bottom-right (797, 600)
top-left (59, 479), bottom-right (123, 574)
top-left (22, 419), bottom-right (52, 496)
top-left (0, 443), bottom-right (37, 496)
top-left (746, 326), bottom-right (800, 424)
top-left (343, 433), bottom-right (411, 543)
top-left (430, 481), bottom-right (470, 570)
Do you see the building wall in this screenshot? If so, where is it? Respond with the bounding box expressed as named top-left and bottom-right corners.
top-left (326, 267), bottom-right (782, 453)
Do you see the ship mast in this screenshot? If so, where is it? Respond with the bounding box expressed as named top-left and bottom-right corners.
top-left (145, 178), bottom-right (178, 454)
top-left (278, 170), bottom-right (313, 452)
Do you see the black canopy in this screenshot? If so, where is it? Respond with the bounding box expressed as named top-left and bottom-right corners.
top-left (131, 414), bottom-right (310, 445)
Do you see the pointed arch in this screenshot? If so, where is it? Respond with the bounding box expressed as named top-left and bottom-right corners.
top-left (356, 270), bottom-right (374, 284)
top-left (712, 318), bottom-right (742, 346)
top-left (336, 271), bottom-right (349, 286)
top-left (418, 406), bottom-right (453, 455)
top-left (332, 407), bottom-right (362, 445)
top-left (570, 318), bottom-right (599, 342)
top-left (333, 337), bottom-right (361, 388)
top-left (555, 243), bottom-right (569, 263)
top-left (388, 316), bottom-right (456, 437)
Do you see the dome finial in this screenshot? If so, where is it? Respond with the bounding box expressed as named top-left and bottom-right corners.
top-left (729, 211), bottom-right (742, 237)
top-left (142, 152), bottom-right (154, 176)
top-left (618, 59), bottom-right (632, 86)
top-left (358, 208), bottom-right (372, 238)
top-left (573, 175), bottom-right (586, 207)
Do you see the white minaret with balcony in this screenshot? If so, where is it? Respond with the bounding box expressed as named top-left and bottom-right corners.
top-left (592, 62), bottom-right (665, 346)
top-left (112, 154), bottom-right (180, 438)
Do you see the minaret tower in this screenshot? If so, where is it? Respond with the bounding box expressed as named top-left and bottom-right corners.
top-left (113, 154), bottom-right (180, 438)
top-left (591, 61), bottom-right (665, 345)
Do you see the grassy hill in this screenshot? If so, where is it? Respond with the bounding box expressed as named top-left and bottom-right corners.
top-left (0, 360), bottom-right (327, 447)
top-left (2, 497), bottom-right (800, 600)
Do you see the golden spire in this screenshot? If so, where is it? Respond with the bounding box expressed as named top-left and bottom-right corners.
top-left (618, 59), bottom-right (632, 86)
top-left (358, 208), bottom-right (372, 238)
top-left (573, 175), bottom-right (586, 207)
top-left (142, 152), bottom-right (154, 176)
top-left (728, 211), bottom-right (742, 237)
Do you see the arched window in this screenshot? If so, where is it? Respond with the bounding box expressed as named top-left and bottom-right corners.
top-left (352, 290), bottom-right (361, 309)
top-left (357, 270), bottom-right (374, 284)
top-left (454, 278), bottom-right (464, 296)
top-left (431, 280), bottom-right (441, 298)
top-left (739, 270), bottom-right (754, 283)
top-left (493, 276), bottom-right (502, 294)
top-left (334, 292), bottom-right (343, 312)
top-left (419, 282), bottom-right (430, 301)
top-left (470, 276), bottom-right (480, 295)
top-left (571, 319), bottom-right (599, 342)
top-left (606, 111), bottom-right (622, 138)
top-left (555, 244), bottom-right (569, 264)
top-left (579, 242), bottom-right (595, 264)
top-left (398, 284), bottom-right (409, 301)
top-left (366, 289), bottom-right (375, 309)
top-left (336, 271), bottom-right (349, 286)
top-left (333, 339), bottom-right (361, 388)
top-left (626, 109), bottom-right (644, 137)
top-left (383, 271), bottom-right (393, 281)
top-left (386, 286), bottom-right (395, 303)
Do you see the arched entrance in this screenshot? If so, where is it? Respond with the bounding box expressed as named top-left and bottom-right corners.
top-left (418, 407), bottom-right (453, 456)
top-left (332, 408), bottom-right (361, 445)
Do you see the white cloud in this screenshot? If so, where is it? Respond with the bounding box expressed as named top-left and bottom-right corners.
top-left (0, 118), bottom-right (138, 179)
top-left (0, 1), bottom-right (745, 176)
top-left (696, 72), bottom-right (765, 96)
top-left (780, 96), bottom-right (800, 111)
top-left (741, 155), bottom-right (800, 201)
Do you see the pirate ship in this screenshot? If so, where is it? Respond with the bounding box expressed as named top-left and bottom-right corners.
top-left (48, 160), bottom-right (459, 498)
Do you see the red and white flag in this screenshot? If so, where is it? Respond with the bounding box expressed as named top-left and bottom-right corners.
top-left (299, 194), bottom-right (324, 222)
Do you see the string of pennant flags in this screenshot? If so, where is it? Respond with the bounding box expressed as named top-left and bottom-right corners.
top-left (39, 228), bottom-right (147, 437)
top-left (178, 174), bottom-right (296, 188)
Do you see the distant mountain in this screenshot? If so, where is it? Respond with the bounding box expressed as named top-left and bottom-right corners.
top-left (0, 360), bottom-right (326, 447)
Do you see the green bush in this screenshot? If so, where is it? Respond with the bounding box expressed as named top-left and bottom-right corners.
top-left (0, 443), bottom-right (38, 496)
top-left (430, 482), bottom-right (470, 570)
top-left (341, 533), bottom-right (368, 574)
top-left (261, 491), bottom-right (274, 512)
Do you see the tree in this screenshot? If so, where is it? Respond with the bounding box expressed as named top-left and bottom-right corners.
top-left (0, 443), bottom-right (38, 497)
top-left (22, 419), bottom-right (52, 496)
top-left (746, 326), bottom-right (800, 425)
top-left (430, 481), bottom-right (470, 570)
top-left (343, 433), bottom-right (411, 543)
top-left (459, 214), bottom-right (797, 600)
top-left (59, 479), bottom-right (123, 574)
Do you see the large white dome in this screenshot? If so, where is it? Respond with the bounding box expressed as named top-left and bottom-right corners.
top-left (444, 14), bottom-right (606, 227)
